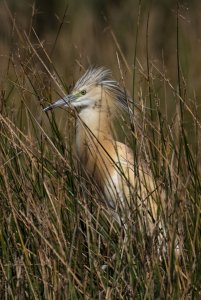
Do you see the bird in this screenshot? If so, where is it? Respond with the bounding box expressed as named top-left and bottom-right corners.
top-left (43, 67), bottom-right (165, 242)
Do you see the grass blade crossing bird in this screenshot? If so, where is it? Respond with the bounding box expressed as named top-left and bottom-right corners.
top-left (43, 67), bottom-right (165, 242)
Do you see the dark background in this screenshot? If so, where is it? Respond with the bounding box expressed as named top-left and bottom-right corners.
top-left (1, 0), bottom-right (201, 118)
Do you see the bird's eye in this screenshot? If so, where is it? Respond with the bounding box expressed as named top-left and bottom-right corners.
top-left (81, 90), bottom-right (86, 95)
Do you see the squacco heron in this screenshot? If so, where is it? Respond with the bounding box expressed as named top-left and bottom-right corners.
top-left (43, 67), bottom-right (165, 241)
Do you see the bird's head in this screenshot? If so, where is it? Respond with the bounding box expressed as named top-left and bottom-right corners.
top-left (43, 67), bottom-right (129, 112)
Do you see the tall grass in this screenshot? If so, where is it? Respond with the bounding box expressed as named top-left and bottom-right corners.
top-left (0, 3), bottom-right (201, 299)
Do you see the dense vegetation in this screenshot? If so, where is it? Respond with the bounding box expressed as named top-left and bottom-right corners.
top-left (0, 1), bottom-right (200, 298)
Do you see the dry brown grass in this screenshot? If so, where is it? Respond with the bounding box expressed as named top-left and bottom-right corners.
top-left (0, 1), bottom-right (201, 299)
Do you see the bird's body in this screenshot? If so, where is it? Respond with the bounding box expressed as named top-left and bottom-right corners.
top-left (43, 67), bottom-right (163, 236)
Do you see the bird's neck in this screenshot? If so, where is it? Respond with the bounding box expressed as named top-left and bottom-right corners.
top-left (75, 97), bottom-right (116, 188)
top-left (75, 92), bottom-right (117, 174)
top-left (78, 99), bottom-right (114, 139)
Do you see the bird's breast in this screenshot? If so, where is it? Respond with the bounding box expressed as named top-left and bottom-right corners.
top-left (75, 119), bottom-right (116, 187)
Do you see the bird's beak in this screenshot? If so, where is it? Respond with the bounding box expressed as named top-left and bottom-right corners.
top-left (43, 94), bottom-right (76, 112)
